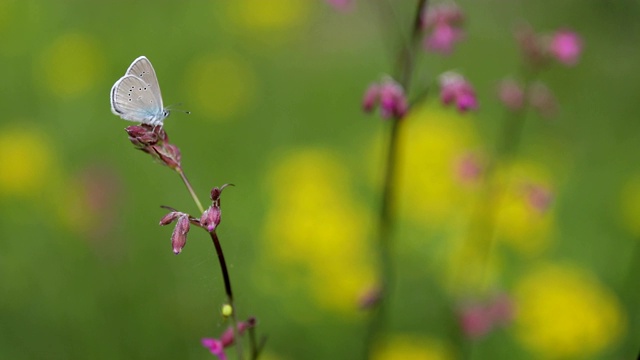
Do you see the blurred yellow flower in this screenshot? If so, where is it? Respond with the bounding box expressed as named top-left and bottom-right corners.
top-left (372, 335), bottom-right (454, 360)
top-left (0, 124), bottom-right (57, 197)
top-left (620, 175), bottom-right (640, 237)
top-left (493, 162), bottom-right (554, 255)
top-left (184, 53), bottom-right (256, 120)
top-left (225, 0), bottom-right (310, 40)
top-left (262, 148), bottom-right (375, 315)
top-left (391, 105), bottom-right (480, 227)
top-left (514, 263), bottom-right (624, 359)
top-left (39, 32), bottom-right (104, 98)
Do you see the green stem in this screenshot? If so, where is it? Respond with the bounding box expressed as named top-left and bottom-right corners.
top-left (176, 167), bottom-right (205, 214)
top-left (363, 1), bottom-right (427, 358)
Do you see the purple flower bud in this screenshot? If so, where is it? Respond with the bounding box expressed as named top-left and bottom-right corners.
top-left (200, 205), bottom-right (221, 233)
top-left (326, 0), bottom-right (353, 12)
top-left (201, 338), bottom-right (226, 360)
top-left (439, 72), bottom-right (478, 112)
top-left (171, 214), bottom-right (190, 254)
top-left (422, 4), bottom-right (465, 55)
top-left (526, 183), bottom-right (553, 213)
top-left (159, 211), bottom-right (182, 226)
top-left (497, 78), bottom-right (525, 111)
top-left (379, 78), bottom-right (408, 119)
top-left (361, 84), bottom-right (381, 113)
top-left (219, 319), bottom-right (256, 347)
top-left (549, 29), bottom-right (582, 66)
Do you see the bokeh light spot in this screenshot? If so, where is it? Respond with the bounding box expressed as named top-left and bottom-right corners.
top-left (184, 54), bottom-right (256, 120)
top-left (39, 32), bottom-right (104, 98)
top-left (514, 263), bottom-right (624, 358)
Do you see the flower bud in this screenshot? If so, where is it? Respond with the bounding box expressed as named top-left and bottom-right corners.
top-left (362, 84), bottom-right (381, 113)
top-left (528, 82), bottom-right (557, 119)
top-left (549, 30), bottom-right (582, 66)
top-left (439, 72), bottom-right (478, 112)
top-left (159, 211), bottom-right (182, 226)
top-left (171, 214), bottom-right (190, 254)
top-left (200, 205), bottom-right (221, 233)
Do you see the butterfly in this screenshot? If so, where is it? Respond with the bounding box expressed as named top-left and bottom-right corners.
top-left (110, 56), bottom-right (170, 126)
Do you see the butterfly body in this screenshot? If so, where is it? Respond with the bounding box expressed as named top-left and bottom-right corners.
top-left (110, 56), bottom-right (169, 126)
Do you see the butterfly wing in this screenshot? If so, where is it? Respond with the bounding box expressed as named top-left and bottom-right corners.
top-left (125, 56), bottom-right (164, 110)
top-left (110, 75), bottom-right (167, 125)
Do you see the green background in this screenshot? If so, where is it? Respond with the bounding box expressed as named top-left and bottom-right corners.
top-left (0, 0), bottom-right (639, 359)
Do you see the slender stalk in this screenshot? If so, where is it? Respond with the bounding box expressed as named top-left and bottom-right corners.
top-left (210, 230), bottom-right (243, 360)
top-left (175, 165), bottom-right (242, 359)
top-left (364, 1), bottom-right (427, 358)
top-left (176, 166), bottom-right (205, 213)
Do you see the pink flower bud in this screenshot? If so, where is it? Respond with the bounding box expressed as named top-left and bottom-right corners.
top-left (159, 211), bottom-right (182, 226)
top-left (200, 205), bottom-right (221, 233)
top-left (201, 338), bottom-right (227, 360)
top-left (379, 79), bottom-right (408, 119)
top-left (459, 303), bottom-right (493, 339)
top-left (526, 184), bottom-right (553, 213)
top-left (549, 30), bottom-right (582, 66)
top-left (361, 84), bottom-right (381, 113)
top-left (439, 72), bottom-right (478, 112)
top-left (497, 78), bottom-right (525, 111)
top-left (422, 4), bottom-right (465, 55)
top-left (171, 214), bottom-right (190, 254)
top-left (219, 319), bottom-right (257, 347)
top-left (455, 153), bottom-right (483, 184)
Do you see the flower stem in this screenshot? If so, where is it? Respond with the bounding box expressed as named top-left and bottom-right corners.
top-left (364, 1), bottom-right (427, 358)
top-left (176, 166), bottom-right (205, 214)
top-left (210, 231), bottom-right (243, 360)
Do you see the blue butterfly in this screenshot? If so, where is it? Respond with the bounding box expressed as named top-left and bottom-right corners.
top-left (110, 56), bottom-right (169, 126)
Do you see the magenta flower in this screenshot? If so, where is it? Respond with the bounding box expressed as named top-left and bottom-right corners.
top-left (422, 3), bottom-right (465, 55)
top-left (202, 338), bottom-right (227, 360)
top-left (455, 152), bottom-right (483, 185)
top-left (439, 72), bottom-right (478, 112)
top-left (361, 77), bottom-right (408, 120)
top-left (458, 293), bottom-right (515, 339)
top-left (549, 30), bottom-right (582, 66)
top-left (525, 184), bottom-right (553, 214)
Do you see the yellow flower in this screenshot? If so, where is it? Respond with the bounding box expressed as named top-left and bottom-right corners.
top-left (514, 263), bottom-right (624, 359)
top-left (183, 53), bottom-right (256, 120)
top-left (0, 124), bottom-right (57, 197)
top-left (372, 335), bottom-right (454, 360)
top-left (38, 32), bottom-right (104, 98)
top-left (492, 162), bottom-right (554, 255)
top-left (261, 148), bottom-right (375, 315)
top-left (224, 0), bottom-right (311, 45)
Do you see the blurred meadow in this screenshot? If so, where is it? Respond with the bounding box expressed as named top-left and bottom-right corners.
top-left (1, 0), bottom-right (640, 359)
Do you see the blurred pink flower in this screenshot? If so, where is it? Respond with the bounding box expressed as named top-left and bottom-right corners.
top-left (439, 72), bottom-right (478, 112)
top-left (326, 0), bottom-right (354, 12)
top-left (455, 152), bottom-right (483, 185)
top-left (459, 293), bottom-right (515, 339)
top-left (422, 3), bottom-right (465, 55)
top-left (526, 184), bottom-right (553, 214)
top-left (362, 77), bottom-right (408, 120)
top-left (549, 30), bottom-right (582, 66)
top-left (528, 82), bottom-right (557, 119)
top-left (497, 78), bottom-right (525, 112)
top-left (202, 338), bottom-right (227, 360)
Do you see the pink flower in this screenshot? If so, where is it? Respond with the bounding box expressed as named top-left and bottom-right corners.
top-left (361, 78), bottom-right (408, 120)
top-left (458, 293), bottom-right (515, 339)
top-left (455, 152), bottom-right (483, 185)
top-left (202, 338), bottom-right (227, 360)
top-left (422, 3), bottom-right (465, 55)
top-left (525, 184), bottom-right (553, 213)
top-left (326, 0), bottom-right (354, 12)
top-left (439, 72), bottom-right (478, 112)
top-left (497, 78), bottom-right (525, 111)
top-left (549, 30), bottom-right (582, 66)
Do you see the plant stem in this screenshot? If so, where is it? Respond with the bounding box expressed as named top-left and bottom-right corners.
top-left (176, 166), bottom-right (205, 214)
top-left (210, 231), bottom-right (243, 360)
top-left (364, 1), bottom-right (427, 358)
